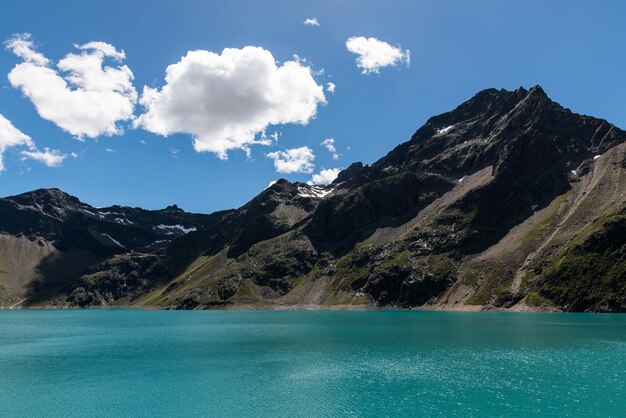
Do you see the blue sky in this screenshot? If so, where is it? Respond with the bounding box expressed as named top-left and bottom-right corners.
top-left (0, 0), bottom-right (624, 213)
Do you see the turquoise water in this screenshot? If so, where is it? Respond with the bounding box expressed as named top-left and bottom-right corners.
top-left (0, 311), bottom-right (624, 417)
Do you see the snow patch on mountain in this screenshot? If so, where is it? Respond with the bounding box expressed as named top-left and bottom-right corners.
top-left (297, 185), bottom-right (333, 199)
top-left (155, 224), bottom-right (197, 234)
top-left (436, 125), bottom-right (455, 135)
top-left (101, 233), bottom-right (125, 248)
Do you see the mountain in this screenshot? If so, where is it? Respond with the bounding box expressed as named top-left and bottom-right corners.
top-left (1, 86), bottom-right (624, 312)
top-left (0, 188), bottom-right (232, 306)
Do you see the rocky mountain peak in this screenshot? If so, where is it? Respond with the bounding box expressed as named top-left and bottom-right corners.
top-left (163, 204), bottom-right (184, 212)
top-left (527, 84), bottom-right (547, 96)
top-left (7, 187), bottom-right (82, 210)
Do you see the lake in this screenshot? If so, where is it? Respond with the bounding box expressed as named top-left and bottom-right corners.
top-left (0, 310), bottom-right (624, 417)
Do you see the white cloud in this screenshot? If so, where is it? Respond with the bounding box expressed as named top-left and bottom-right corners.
top-left (321, 138), bottom-right (339, 160)
top-left (134, 47), bottom-right (325, 159)
top-left (326, 82), bottom-right (336, 93)
top-left (0, 112), bottom-right (73, 170)
top-left (267, 146), bottom-right (315, 173)
top-left (308, 168), bottom-right (341, 185)
top-left (21, 148), bottom-right (76, 167)
top-left (5, 33), bottom-right (137, 139)
top-left (345, 36), bottom-right (410, 74)
top-left (304, 18), bottom-right (320, 26)
top-left (266, 180), bottom-right (277, 189)
top-left (0, 113), bottom-right (34, 170)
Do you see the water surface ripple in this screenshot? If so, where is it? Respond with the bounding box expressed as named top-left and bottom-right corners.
top-left (0, 310), bottom-right (624, 417)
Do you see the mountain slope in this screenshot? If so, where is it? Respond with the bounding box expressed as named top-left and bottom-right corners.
top-left (1, 86), bottom-right (624, 311)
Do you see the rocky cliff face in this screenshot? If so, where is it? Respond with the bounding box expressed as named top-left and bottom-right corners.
top-left (1, 86), bottom-right (624, 311)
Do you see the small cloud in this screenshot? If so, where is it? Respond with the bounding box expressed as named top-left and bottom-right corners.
top-left (1, 112), bottom-right (77, 170)
top-left (20, 147), bottom-right (76, 167)
top-left (139, 139), bottom-right (147, 145)
top-left (321, 138), bottom-right (339, 160)
top-left (326, 82), bottom-right (336, 93)
top-left (266, 180), bottom-right (277, 189)
top-left (266, 146), bottom-right (315, 174)
top-left (169, 148), bottom-right (180, 159)
top-left (15, 166), bottom-right (32, 176)
top-left (345, 36), bottom-right (410, 74)
top-left (259, 130), bottom-right (279, 145)
top-left (304, 18), bottom-right (320, 26)
top-left (105, 148), bottom-right (116, 153)
top-left (308, 168), bottom-right (341, 185)
top-left (0, 113), bottom-right (33, 171)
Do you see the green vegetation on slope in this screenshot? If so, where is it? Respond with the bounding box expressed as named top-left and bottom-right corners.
top-left (535, 213), bottom-right (626, 312)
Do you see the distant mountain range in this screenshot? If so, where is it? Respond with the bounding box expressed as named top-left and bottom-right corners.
top-left (1, 86), bottom-right (624, 312)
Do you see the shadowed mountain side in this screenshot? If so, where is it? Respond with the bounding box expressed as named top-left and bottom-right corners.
top-left (26, 249), bottom-right (109, 304)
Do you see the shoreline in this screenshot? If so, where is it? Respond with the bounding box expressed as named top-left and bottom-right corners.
top-left (0, 303), bottom-right (590, 313)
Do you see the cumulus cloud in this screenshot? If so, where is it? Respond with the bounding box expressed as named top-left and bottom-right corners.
top-left (5, 33), bottom-right (137, 139)
top-left (0, 113), bottom-right (33, 170)
top-left (345, 36), bottom-right (410, 74)
top-left (134, 47), bottom-right (325, 159)
top-left (308, 168), bottom-right (341, 185)
top-left (326, 82), bottom-right (336, 93)
top-left (21, 148), bottom-right (77, 167)
top-left (267, 146), bottom-right (315, 173)
top-left (321, 138), bottom-right (339, 160)
top-left (304, 18), bottom-right (320, 26)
